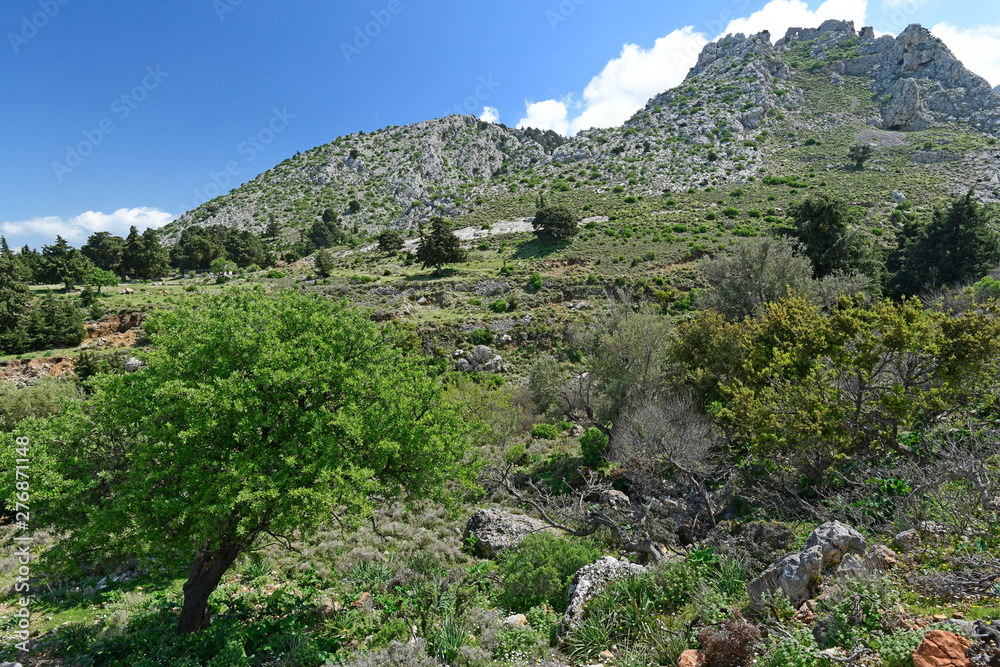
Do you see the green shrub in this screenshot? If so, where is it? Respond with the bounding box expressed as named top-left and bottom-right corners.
top-left (722, 207), bottom-right (740, 218)
top-left (580, 428), bottom-right (609, 466)
top-left (706, 212), bottom-right (717, 221)
top-left (266, 270), bottom-right (285, 279)
top-left (531, 423), bottom-right (559, 440)
top-left (759, 627), bottom-right (821, 667)
top-left (500, 533), bottom-right (601, 613)
top-left (872, 629), bottom-right (927, 667)
top-left (489, 299), bottom-right (508, 313)
top-left (469, 328), bottom-right (494, 346)
top-left (528, 273), bottom-right (543, 290)
top-left (818, 574), bottom-right (900, 648)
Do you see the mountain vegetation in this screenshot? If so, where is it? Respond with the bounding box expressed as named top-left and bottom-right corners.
top-left (2, 18), bottom-right (1000, 667)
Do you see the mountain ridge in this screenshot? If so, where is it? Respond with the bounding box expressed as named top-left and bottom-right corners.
top-left (161, 20), bottom-right (1000, 247)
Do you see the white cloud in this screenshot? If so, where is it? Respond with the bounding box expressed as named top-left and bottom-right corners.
top-left (516, 0), bottom-right (878, 136)
top-left (718, 0), bottom-right (868, 41)
top-left (1, 207), bottom-right (173, 248)
top-left (518, 27), bottom-right (708, 135)
top-left (517, 99), bottom-right (572, 135)
top-left (930, 22), bottom-right (1000, 88)
top-left (480, 106), bottom-right (500, 124)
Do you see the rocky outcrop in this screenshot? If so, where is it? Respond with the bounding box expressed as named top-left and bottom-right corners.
top-left (462, 508), bottom-right (554, 558)
top-left (747, 521), bottom-right (867, 608)
top-left (558, 556), bottom-right (645, 638)
top-left (912, 630), bottom-right (972, 667)
top-left (454, 345), bottom-right (504, 373)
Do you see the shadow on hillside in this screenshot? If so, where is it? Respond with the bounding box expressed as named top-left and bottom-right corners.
top-left (514, 239), bottom-right (567, 259)
top-left (403, 268), bottom-right (460, 282)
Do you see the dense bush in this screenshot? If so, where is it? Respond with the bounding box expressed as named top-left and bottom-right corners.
top-left (499, 533), bottom-right (601, 613)
top-left (580, 428), bottom-right (609, 466)
top-left (531, 422), bottom-right (559, 440)
top-left (699, 612), bottom-right (761, 667)
top-left (0, 376), bottom-right (82, 432)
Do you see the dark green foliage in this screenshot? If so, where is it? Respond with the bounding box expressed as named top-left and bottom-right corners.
top-left (416, 217), bottom-right (465, 274)
top-left (173, 225), bottom-right (225, 271)
top-left (122, 226), bottom-right (169, 280)
top-left (308, 219), bottom-right (347, 249)
top-left (499, 533), bottom-right (601, 613)
top-left (791, 194), bottom-right (877, 279)
top-left (348, 199), bottom-right (362, 214)
top-left (0, 376), bottom-right (82, 432)
top-left (378, 230), bottom-right (404, 253)
top-left (0, 242), bottom-right (31, 347)
top-left (81, 231), bottom-right (126, 277)
top-left (39, 235), bottom-right (92, 291)
top-left (528, 273), bottom-right (544, 291)
top-left (223, 230), bottom-right (267, 268)
top-left (6, 296), bottom-right (86, 352)
top-left (533, 205), bottom-right (579, 242)
top-left (489, 299), bottom-right (507, 313)
top-left (890, 190), bottom-right (1000, 297)
top-left (580, 428), bottom-right (609, 466)
top-left (848, 144), bottom-right (874, 169)
top-left (314, 249), bottom-right (334, 278)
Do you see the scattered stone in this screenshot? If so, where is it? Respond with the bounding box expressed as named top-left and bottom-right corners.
top-left (463, 508), bottom-right (554, 558)
top-left (504, 614), bottom-right (527, 627)
top-left (455, 345), bottom-right (504, 374)
top-left (894, 529), bottom-right (922, 552)
top-left (317, 599), bottom-right (337, 619)
top-left (892, 190), bottom-right (907, 203)
top-left (124, 357), bottom-right (143, 373)
top-left (678, 649), bottom-right (706, 667)
top-left (912, 630), bottom-right (972, 667)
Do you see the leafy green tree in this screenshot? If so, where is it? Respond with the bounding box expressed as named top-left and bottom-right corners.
top-left (86, 267), bottom-right (119, 294)
top-left (81, 232), bottom-right (126, 277)
top-left (848, 144), bottom-right (874, 169)
top-left (416, 217), bottom-right (465, 275)
top-left (314, 249), bottom-right (334, 278)
top-left (717, 295), bottom-right (1000, 479)
top-left (6, 288), bottom-right (474, 633)
top-left (790, 195), bottom-right (878, 280)
top-left (17, 245), bottom-right (41, 284)
top-left (533, 205), bottom-right (579, 242)
top-left (40, 236), bottom-right (92, 291)
top-left (377, 229), bottom-right (404, 253)
top-left (890, 191), bottom-right (1000, 297)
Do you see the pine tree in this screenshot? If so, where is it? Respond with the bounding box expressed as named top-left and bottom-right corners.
top-left (416, 217), bottom-right (465, 275)
top-left (40, 236), bottom-right (91, 291)
top-left (533, 205), bottom-right (579, 242)
top-left (891, 190), bottom-right (1000, 297)
top-left (0, 240), bottom-right (32, 351)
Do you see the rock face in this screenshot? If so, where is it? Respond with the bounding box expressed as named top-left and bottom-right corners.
top-left (894, 528), bottom-right (922, 552)
top-left (455, 345), bottom-right (504, 373)
top-left (559, 556), bottom-right (645, 638)
top-left (911, 630), bottom-right (972, 667)
top-left (462, 508), bottom-right (553, 558)
top-left (747, 521), bottom-right (867, 608)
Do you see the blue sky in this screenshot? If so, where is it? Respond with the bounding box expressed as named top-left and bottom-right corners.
top-left (3, 0), bottom-right (998, 250)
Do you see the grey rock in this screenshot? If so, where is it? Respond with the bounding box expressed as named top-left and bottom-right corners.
top-left (124, 357), bottom-right (143, 373)
top-left (559, 557), bottom-right (645, 638)
top-left (455, 359), bottom-right (473, 372)
top-left (893, 529), bottom-right (921, 552)
top-left (463, 508), bottom-right (554, 558)
top-left (469, 345), bottom-right (492, 364)
top-left (802, 520), bottom-right (867, 566)
top-left (504, 613), bottom-right (527, 627)
top-left (482, 356), bottom-right (504, 373)
top-left (892, 190), bottom-right (906, 203)
top-left (748, 521), bottom-right (867, 608)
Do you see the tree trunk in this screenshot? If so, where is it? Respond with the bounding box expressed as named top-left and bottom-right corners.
top-left (178, 538), bottom-right (244, 634)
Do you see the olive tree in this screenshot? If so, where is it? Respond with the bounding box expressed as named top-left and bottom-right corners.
top-left (6, 287), bottom-right (474, 634)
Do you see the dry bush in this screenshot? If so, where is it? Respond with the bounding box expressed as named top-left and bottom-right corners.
top-left (698, 612), bottom-right (762, 667)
